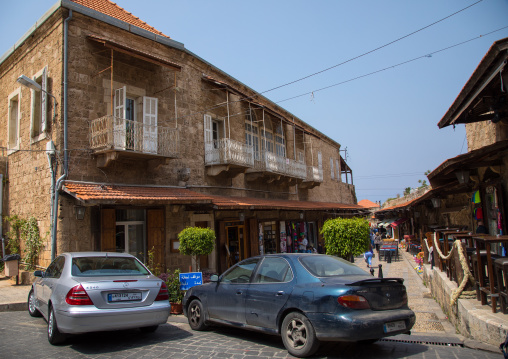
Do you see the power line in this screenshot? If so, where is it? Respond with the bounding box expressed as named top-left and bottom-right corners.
top-left (174, 2), bottom-right (488, 122)
top-left (260, 0), bottom-right (484, 94)
top-left (275, 25), bottom-right (508, 103)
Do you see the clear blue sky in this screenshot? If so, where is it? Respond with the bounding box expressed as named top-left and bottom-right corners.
top-left (2, 0), bottom-right (508, 204)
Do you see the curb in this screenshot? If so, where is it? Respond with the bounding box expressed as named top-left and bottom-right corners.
top-left (0, 302), bottom-right (26, 312)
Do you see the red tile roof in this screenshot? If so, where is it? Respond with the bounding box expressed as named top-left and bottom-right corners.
top-left (63, 182), bottom-right (363, 211)
top-left (70, 0), bottom-right (169, 38)
top-left (63, 182), bottom-right (212, 203)
top-left (358, 199), bottom-right (379, 208)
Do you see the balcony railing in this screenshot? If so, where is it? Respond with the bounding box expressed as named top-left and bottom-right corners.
top-left (90, 115), bottom-right (179, 158)
top-left (305, 166), bottom-right (323, 183)
top-left (251, 151), bottom-right (307, 180)
top-left (205, 138), bottom-right (254, 167)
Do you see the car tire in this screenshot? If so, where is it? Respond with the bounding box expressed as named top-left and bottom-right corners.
top-left (281, 312), bottom-right (320, 358)
top-left (139, 325), bottom-right (159, 333)
top-left (48, 306), bottom-right (66, 345)
top-left (187, 299), bottom-right (208, 331)
top-left (27, 289), bottom-right (42, 317)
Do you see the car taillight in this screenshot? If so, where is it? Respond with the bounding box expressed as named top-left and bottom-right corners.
top-left (338, 295), bottom-right (370, 309)
top-left (66, 284), bottom-right (94, 305)
top-left (155, 282), bottom-right (169, 301)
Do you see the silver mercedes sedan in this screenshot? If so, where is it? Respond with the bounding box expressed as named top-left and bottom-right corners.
top-left (28, 252), bottom-right (171, 344)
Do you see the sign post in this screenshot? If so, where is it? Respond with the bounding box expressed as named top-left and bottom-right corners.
top-left (179, 272), bottom-right (203, 290)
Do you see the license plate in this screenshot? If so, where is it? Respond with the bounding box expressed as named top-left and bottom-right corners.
top-left (108, 292), bottom-right (142, 302)
top-left (384, 320), bottom-right (406, 333)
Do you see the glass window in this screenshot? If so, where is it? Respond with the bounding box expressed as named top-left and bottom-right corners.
top-left (300, 255), bottom-right (367, 277)
top-left (8, 90), bottom-right (20, 150)
top-left (254, 257), bottom-right (293, 283)
top-left (222, 258), bottom-right (259, 284)
top-left (275, 125), bottom-right (285, 157)
top-left (71, 256), bottom-right (150, 277)
top-left (245, 122), bottom-right (260, 160)
top-left (45, 256), bottom-right (65, 279)
top-left (261, 129), bottom-right (274, 153)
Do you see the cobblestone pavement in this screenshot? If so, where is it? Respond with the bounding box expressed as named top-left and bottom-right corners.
top-left (353, 248), bottom-right (456, 336)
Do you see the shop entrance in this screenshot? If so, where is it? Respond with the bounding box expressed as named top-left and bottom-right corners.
top-left (225, 223), bottom-right (246, 267)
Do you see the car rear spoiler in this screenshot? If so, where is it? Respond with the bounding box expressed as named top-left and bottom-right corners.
top-left (346, 277), bottom-right (404, 286)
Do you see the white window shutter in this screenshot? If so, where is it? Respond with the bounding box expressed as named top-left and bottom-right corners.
top-left (41, 67), bottom-right (48, 132)
top-left (336, 159), bottom-right (340, 182)
top-left (114, 86), bottom-right (126, 119)
top-left (318, 152), bottom-right (322, 169)
top-left (143, 96), bottom-right (158, 153)
top-left (114, 86), bottom-right (127, 149)
top-left (204, 114), bottom-right (213, 162)
top-left (330, 158), bottom-right (334, 179)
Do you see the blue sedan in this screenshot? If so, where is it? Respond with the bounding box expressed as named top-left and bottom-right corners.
top-left (183, 253), bottom-right (415, 357)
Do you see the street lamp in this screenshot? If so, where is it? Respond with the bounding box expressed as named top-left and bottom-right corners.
top-left (17, 75), bottom-right (57, 122)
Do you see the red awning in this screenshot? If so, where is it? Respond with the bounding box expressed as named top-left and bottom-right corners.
top-left (391, 218), bottom-right (409, 227)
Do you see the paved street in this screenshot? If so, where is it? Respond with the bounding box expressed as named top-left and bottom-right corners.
top-left (0, 311), bottom-right (502, 358)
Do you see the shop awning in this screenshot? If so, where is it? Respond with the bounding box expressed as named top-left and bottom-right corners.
top-left (62, 181), bottom-right (363, 212)
top-left (391, 218), bottom-right (409, 227)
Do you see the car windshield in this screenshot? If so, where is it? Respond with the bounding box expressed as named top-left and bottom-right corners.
top-left (300, 255), bottom-right (367, 277)
top-left (71, 256), bottom-right (150, 277)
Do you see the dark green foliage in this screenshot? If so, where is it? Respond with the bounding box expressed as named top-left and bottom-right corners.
top-left (321, 217), bottom-right (370, 260)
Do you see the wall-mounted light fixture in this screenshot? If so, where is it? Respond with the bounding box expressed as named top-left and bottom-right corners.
top-left (74, 206), bottom-right (86, 220)
top-left (239, 212), bottom-right (245, 222)
top-left (454, 169), bottom-right (470, 184)
top-left (431, 198), bottom-right (441, 208)
top-left (299, 212), bottom-right (304, 220)
top-left (17, 75), bottom-right (58, 122)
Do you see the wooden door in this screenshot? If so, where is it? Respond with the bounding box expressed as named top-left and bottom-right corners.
top-left (101, 209), bottom-right (116, 252)
top-left (147, 209), bottom-right (165, 272)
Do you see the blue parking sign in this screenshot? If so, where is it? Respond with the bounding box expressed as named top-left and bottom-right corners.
top-left (179, 272), bottom-right (203, 290)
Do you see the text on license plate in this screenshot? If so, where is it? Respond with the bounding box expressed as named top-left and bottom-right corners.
top-left (384, 320), bottom-right (406, 333)
top-left (108, 292), bottom-right (142, 302)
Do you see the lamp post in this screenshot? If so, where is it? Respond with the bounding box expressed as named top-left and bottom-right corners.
top-left (17, 75), bottom-right (58, 122)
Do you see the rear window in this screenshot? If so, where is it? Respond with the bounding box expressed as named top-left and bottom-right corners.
top-left (71, 256), bottom-right (150, 277)
top-left (300, 255), bottom-right (367, 277)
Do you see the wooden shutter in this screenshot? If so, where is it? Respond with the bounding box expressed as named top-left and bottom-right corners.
top-left (249, 219), bottom-right (259, 257)
top-left (101, 209), bottom-right (116, 252)
top-left (143, 96), bottom-right (158, 153)
top-left (41, 67), bottom-right (47, 132)
top-left (147, 209), bottom-right (165, 272)
top-left (114, 86), bottom-right (126, 149)
top-left (204, 114), bottom-right (213, 162)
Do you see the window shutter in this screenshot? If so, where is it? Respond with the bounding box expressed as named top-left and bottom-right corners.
top-left (143, 96), bottom-right (158, 153)
top-left (204, 114), bottom-right (213, 160)
top-left (336, 159), bottom-right (340, 182)
top-left (330, 158), bottom-right (334, 179)
top-left (114, 86), bottom-right (126, 119)
top-left (41, 67), bottom-right (48, 132)
top-left (318, 152), bottom-right (322, 169)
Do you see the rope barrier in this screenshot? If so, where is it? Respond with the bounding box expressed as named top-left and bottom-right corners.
top-left (422, 236), bottom-right (476, 306)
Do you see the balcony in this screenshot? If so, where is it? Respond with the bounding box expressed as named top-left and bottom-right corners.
top-left (246, 151), bottom-right (307, 183)
top-left (300, 166), bottom-right (324, 189)
top-left (90, 115), bottom-right (179, 167)
top-left (205, 138), bottom-right (254, 176)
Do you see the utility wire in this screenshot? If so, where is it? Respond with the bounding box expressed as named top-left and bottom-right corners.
top-left (261, 0), bottom-right (484, 94)
top-left (175, 1), bottom-right (487, 121)
top-left (276, 25), bottom-right (508, 103)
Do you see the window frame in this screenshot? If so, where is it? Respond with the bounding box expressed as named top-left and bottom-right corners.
top-left (30, 67), bottom-right (48, 142)
top-left (8, 88), bottom-right (21, 154)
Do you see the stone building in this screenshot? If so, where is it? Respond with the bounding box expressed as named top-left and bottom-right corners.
top-left (0, 0), bottom-right (360, 273)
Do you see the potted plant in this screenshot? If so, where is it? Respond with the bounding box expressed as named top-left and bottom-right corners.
top-left (178, 227), bottom-right (215, 272)
top-left (160, 269), bottom-right (184, 314)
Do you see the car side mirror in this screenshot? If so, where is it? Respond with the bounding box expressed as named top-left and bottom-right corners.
top-left (33, 270), bottom-right (44, 277)
top-left (210, 274), bottom-right (219, 282)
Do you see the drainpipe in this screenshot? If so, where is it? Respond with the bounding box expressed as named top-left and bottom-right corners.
top-left (51, 9), bottom-right (72, 261)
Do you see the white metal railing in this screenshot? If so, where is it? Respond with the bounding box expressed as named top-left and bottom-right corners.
top-left (205, 138), bottom-right (254, 167)
top-left (90, 115), bottom-right (179, 157)
top-left (305, 166), bottom-right (323, 182)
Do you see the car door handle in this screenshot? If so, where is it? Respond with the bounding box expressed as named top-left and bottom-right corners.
top-left (276, 291), bottom-right (285, 296)
top-left (236, 290), bottom-right (243, 295)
